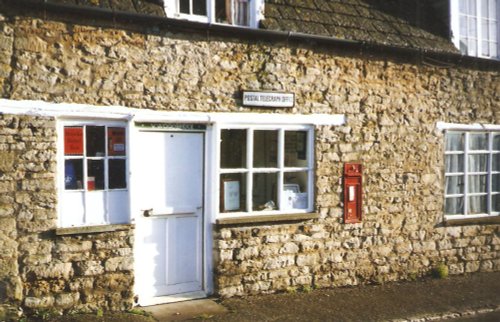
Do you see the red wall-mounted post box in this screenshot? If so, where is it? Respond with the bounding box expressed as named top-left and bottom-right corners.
top-left (343, 163), bottom-right (362, 223)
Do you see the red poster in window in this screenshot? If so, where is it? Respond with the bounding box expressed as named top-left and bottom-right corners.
top-left (64, 127), bottom-right (83, 155)
top-left (108, 127), bottom-right (126, 156)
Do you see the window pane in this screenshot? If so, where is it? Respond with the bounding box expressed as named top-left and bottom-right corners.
top-left (179, 0), bottom-right (190, 14)
top-left (469, 0), bottom-right (477, 14)
top-left (482, 19), bottom-right (489, 40)
top-left (468, 17), bottom-right (477, 37)
top-left (482, 0), bottom-right (488, 16)
top-left (490, 21), bottom-right (497, 40)
top-left (460, 0), bottom-right (467, 13)
top-left (468, 154), bottom-right (488, 172)
top-left (493, 194), bottom-right (500, 212)
top-left (86, 126), bottom-right (105, 157)
top-left (469, 133), bottom-right (488, 150)
top-left (494, 153), bottom-right (500, 171)
top-left (109, 159), bottom-right (126, 189)
top-left (108, 127), bottom-right (126, 156)
top-left (468, 195), bottom-right (487, 214)
top-left (221, 173), bottom-right (247, 212)
top-left (460, 16), bottom-right (468, 36)
top-left (490, 0), bottom-right (498, 19)
top-left (482, 40), bottom-right (490, 56)
top-left (88, 159), bottom-right (104, 190)
top-left (446, 154), bottom-right (464, 173)
top-left (234, 0), bottom-right (249, 26)
top-left (283, 172), bottom-right (308, 210)
top-left (460, 38), bottom-right (468, 53)
top-left (65, 159), bottom-right (83, 190)
top-left (446, 175), bottom-right (465, 195)
top-left (253, 130), bottom-right (278, 168)
top-left (445, 133), bottom-right (464, 151)
top-left (468, 38), bottom-right (478, 55)
top-left (445, 197), bottom-right (464, 215)
top-left (492, 173), bottom-right (500, 192)
top-left (221, 129), bottom-right (247, 168)
top-left (490, 42), bottom-right (498, 57)
top-left (64, 127), bottom-right (83, 156)
top-left (468, 175), bottom-right (487, 193)
top-left (192, 0), bottom-right (207, 15)
top-left (252, 172), bottom-right (278, 211)
top-left (215, 0), bottom-right (228, 23)
top-left (285, 131), bottom-right (308, 167)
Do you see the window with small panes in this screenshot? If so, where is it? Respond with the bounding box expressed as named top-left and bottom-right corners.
top-left (59, 122), bottom-right (129, 227)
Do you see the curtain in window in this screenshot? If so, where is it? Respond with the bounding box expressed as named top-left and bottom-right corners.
top-left (233, 0), bottom-right (249, 26)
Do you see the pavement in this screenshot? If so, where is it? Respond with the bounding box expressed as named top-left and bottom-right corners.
top-left (140, 271), bottom-right (500, 321)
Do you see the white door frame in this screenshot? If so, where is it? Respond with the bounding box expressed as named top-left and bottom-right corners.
top-left (130, 123), bottom-right (215, 305)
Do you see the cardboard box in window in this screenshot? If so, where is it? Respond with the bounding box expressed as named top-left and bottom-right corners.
top-left (283, 191), bottom-right (308, 210)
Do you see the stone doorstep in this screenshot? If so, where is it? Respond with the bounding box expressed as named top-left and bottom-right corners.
top-left (141, 298), bottom-right (227, 321)
top-left (390, 304), bottom-right (500, 322)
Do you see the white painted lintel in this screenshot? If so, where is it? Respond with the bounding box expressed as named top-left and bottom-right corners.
top-left (0, 99), bottom-right (345, 126)
top-left (436, 121), bottom-right (500, 131)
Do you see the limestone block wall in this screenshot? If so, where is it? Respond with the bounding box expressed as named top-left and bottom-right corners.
top-left (22, 229), bottom-right (135, 313)
top-left (0, 114), bottom-right (135, 316)
top-left (0, 9), bottom-right (498, 303)
top-left (0, 114), bottom-right (56, 318)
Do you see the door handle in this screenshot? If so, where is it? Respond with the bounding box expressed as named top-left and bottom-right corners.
top-left (142, 208), bottom-right (153, 217)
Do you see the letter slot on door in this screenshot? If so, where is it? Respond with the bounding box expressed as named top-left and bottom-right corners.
top-left (343, 163), bottom-right (362, 223)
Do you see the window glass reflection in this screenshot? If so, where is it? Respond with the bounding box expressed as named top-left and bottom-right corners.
top-left (87, 159), bottom-right (105, 190)
top-left (86, 126), bottom-right (105, 157)
top-left (253, 130), bottom-right (278, 168)
top-left (252, 172), bottom-right (278, 211)
top-left (445, 133), bottom-right (464, 151)
top-left (221, 129), bottom-right (246, 168)
top-left (469, 133), bottom-right (488, 150)
top-left (220, 173), bottom-right (247, 212)
top-left (109, 159), bottom-right (126, 189)
top-left (445, 197), bottom-right (464, 215)
top-left (285, 131), bottom-right (308, 167)
top-left (65, 159), bottom-right (83, 190)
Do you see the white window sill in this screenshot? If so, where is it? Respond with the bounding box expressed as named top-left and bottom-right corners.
top-left (55, 223), bottom-right (133, 236)
top-left (216, 212), bottom-right (319, 225)
top-left (443, 215), bottom-right (500, 226)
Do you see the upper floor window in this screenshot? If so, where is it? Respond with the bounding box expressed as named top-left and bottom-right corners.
top-left (58, 122), bottom-right (129, 227)
top-left (165, 0), bottom-right (263, 27)
top-left (444, 131), bottom-right (500, 218)
top-left (451, 0), bottom-right (500, 59)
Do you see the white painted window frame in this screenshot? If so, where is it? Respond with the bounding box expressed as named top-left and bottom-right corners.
top-left (57, 119), bottom-right (130, 227)
top-left (450, 0), bottom-right (500, 59)
top-left (164, 0), bottom-right (264, 28)
top-left (216, 123), bottom-right (315, 218)
top-left (444, 130), bottom-right (500, 219)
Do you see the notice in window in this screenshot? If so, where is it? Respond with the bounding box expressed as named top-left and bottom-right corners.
top-left (64, 127), bottom-right (83, 156)
top-left (223, 180), bottom-right (240, 211)
top-left (108, 127), bottom-right (126, 156)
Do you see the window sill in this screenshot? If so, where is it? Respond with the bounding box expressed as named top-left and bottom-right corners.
top-left (216, 212), bottom-right (320, 226)
top-left (443, 216), bottom-right (500, 226)
top-left (55, 223), bottom-right (133, 236)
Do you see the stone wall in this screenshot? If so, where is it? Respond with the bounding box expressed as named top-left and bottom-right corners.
top-left (22, 228), bottom-right (135, 314)
top-left (0, 6), bottom-right (498, 309)
top-left (0, 114), bottom-right (134, 318)
top-left (0, 114), bottom-right (56, 319)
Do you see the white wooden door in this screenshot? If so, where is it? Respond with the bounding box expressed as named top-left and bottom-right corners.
top-left (135, 131), bottom-right (204, 305)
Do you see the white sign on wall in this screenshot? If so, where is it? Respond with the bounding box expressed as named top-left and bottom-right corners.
top-left (242, 91), bottom-right (295, 108)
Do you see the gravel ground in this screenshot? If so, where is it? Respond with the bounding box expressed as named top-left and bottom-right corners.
top-left (30, 272), bottom-right (500, 322)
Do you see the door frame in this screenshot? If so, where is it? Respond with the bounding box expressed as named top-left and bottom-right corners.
top-left (130, 122), bottom-right (215, 305)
